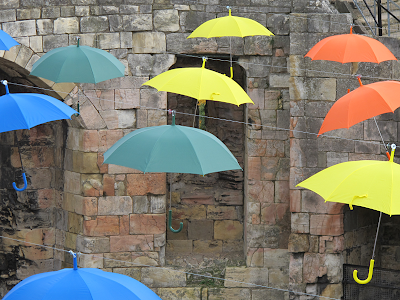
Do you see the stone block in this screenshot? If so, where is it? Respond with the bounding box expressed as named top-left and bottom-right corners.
top-left (188, 219), bottom-right (213, 240)
top-left (142, 267), bottom-right (186, 288)
top-left (247, 156), bottom-right (261, 181)
top-left (3, 20), bottom-right (36, 37)
top-left (238, 56), bottom-right (271, 78)
top-left (154, 9), bottom-right (179, 32)
top-left (99, 129), bottom-right (124, 152)
top-left (264, 248), bottom-right (289, 268)
top-left (150, 195), bottom-right (166, 213)
top-left (68, 212), bottom-right (83, 234)
top-left (43, 34), bottom-right (69, 52)
top-left (17, 8), bottom-right (40, 20)
top-left (248, 180), bottom-right (274, 204)
top-left (132, 32), bottom-right (166, 54)
top-left (166, 33), bottom-right (218, 54)
top-left (172, 205), bottom-right (206, 220)
top-left (261, 203), bottom-right (289, 225)
top-left (97, 33), bottom-right (120, 49)
top-left (130, 214), bottom-right (166, 234)
top-left (54, 17), bottom-right (79, 34)
top-left (83, 216), bottom-right (120, 236)
top-left (310, 214), bottom-right (344, 236)
top-left (114, 89), bottom-right (140, 109)
top-left (110, 235), bottom-right (154, 252)
top-left (288, 233), bottom-right (309, 253)
top-left (244, 36), bottom-right (273, 56)
top-left (326, 152), bottom-right (348, 167)
top-left (207, 206), bottom-right (237, 220)
top-left (225, 267), bottom-right (268, 288)
top-left (65, 232), bottom-right (77, 249)
top-left (133, 195), bottom-right (149, 213)
top-left (42, 7), bottom-right (60, 18)
top-left (113, 267), bottom-right (141, 281)
top-left (128, 54), bottom-right (176, 76)
top-left (214, 220), bottom-right (243, 240)
top-left (0, 9), bottom-right (16, 22)
top-left (64, 170), bottom-right (81, 194)
top-left (78, 253), bottom-right (104, 268)
top-left (193, 240), bottom-right (222, 253)
top-left (98, 196), bottom-right (132, 215)
top-left (60, 6), bottom-right (75, 17)
top-left (166, 240), bottom-right (193, 253)
top-left (132, 251), bottom-right (159, 266)
top-left (122, 14), bottom-right (152, 31)
top-left (270, 74), bottom-right (290, 88)
top-left (301, 190), bottom-right (344, 214)
top-left (208, 288), bottom-right (251, 300)
top-left (36, 19), bottom-right (53, 35)
top-left (291, 213), bottom-right (309, 233)
top-left (179, 11), bottom-right (215, 32)
top-left (246, 248), bottom-right (264, 267)
top-left (103, 252), bottom-right (132, 268)
top-left (126, 173), bottom-right (166, 196)
top-left (76, 235), bottom-right (110, 253)
top-left (81, 16), bottom-right (109, 32)
top-left (82, 174), bottom-right (103, 196)
top-left (303, 253), bottom-right (343, 284)
top-left (157, 288), bottom-right (201, 300)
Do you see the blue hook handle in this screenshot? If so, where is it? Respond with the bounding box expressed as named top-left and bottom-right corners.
top-left (168, 209), bottom-right (183, 233)
top-left (13, 172), bottom-right (27, 191)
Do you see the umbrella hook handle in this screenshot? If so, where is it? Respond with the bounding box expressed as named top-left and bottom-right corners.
top-left (353, 259), bottom-right (374, 284)
top-left (12, 172), bottom-right (27, 192)
top-left (168, 209), bottom-right (183, 233)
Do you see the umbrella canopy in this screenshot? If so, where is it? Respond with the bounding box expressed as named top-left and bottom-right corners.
top-left (187, 8), bottom-right (273, 38)
top-left (318, 78), bottom-right (400, 136)
top-left (142, 59), bottom-right (254, 106)
top-left (0, 29), bottom-right (19, 51)
top-left (296, 157), bottom-right (400, 216)
top-left (3, 254), bottom-right (161, 300)
top-left (297, 145), bottom-right (400, 284)
top-left (0, 80), bottom-right (77, 133)
top-left (30, 39), bottom-right (125, 84)
top-left (103, 113), bottom-right (241, 175)
top-left (305, 27), bottom-right (397, 63)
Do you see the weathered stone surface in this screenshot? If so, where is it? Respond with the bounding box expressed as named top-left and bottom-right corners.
top-left (122, 14), bottom-right (152, 31)
top-left (110, 235), bottom-right (154, 252)
top-left (81, 16), bottom-right (109, 32)
top-left (127, 173), bottom-right (166, 196)
top-left (188, 219), bottom-right (213, 240)
top-left (214, 220), bottom-right (243, 240)
top-left (84, 215), bottom-right (120, 236)
top-left (166, 33), bottom-right (218, 54)
top-left (3, 20), bottom-right (36, 37)
top-left (132, 32), bottom-right (166, 53)
top-left (244, 36), bottom-right (273, 56)
top-left (208, 288), bottom-right (251, 300)
top-left (264, 248), bottom-right (289, 268)
top-left (130, 214), bottom-right (166, 234)
top-left (310, 214), bottom-right (344, 236)
top-left (157, 287), bottom-right (201, 300)
top-left (54, 17), bottom-right (79, 34)
top-left (36, 19), bottom-right (53, 35)
top-left (288, 233), bottom-right (309, 253)
top-left (98, 196), bottom-right (133, 215)
top-left (225, 267), bottom-right (268, 287)
top-left (167, 240), bottom-right (193, 253)
top-left (291, 213), bottom-right (309, 233)
top-left (142, 267), bottom-right (186, 287)
top-left (154, 9), bottom-right (179, 31)
top-left (128, 54), bottom-right (176, 76)
top-left (76, 235), bottom-right (110, 253)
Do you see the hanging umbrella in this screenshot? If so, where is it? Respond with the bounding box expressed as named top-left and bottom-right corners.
top-left (29, 37), bottom-right (125, 113)
top-left (0, 80), bottom-right (78, 191)
top-left (296, 144), bottom-right (400, 285)
top-left (3, 252), bottom-right (162, 300)
top-left (0, 29), bottom-right (19, 51)
top-left (30, 38), bottom-right (125, 84)
top-left (103, 111), bottom-right (242, 232)
top-left (305, 26), bottom-right (397, 64)
top-left (187, 6), bottom-right (274, 78)
top-left (142, 58), bottom-right (253, 106)
top-left (318, 78), bottom-right (400, 136)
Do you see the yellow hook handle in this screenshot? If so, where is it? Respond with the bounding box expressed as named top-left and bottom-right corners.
top-left (353, 259), bottom-right (374, 284)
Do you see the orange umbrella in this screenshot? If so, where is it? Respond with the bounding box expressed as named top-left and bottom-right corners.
top-left (305, 27), bottom-right (397, 63)
top-left (318, 78), bottom-right (400, 136)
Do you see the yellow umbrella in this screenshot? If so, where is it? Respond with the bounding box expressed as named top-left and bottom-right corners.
top-left (187, 6), bottom-right (274, 78)
top-left (297, 144), bottom-right (399, 285)
top-left (142, 58), bottom-right (254, 106)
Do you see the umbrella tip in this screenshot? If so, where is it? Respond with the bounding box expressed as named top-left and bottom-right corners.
top-left (168, 109), bottom-right (176, 125)
top-left (201, 57), bottom-right (207, 68)
top-left (68, 250), bottom-right (78, 270)
top-left (226, 6), bottom-right (231, 16)
top-left (76, 36), bottom-right (80, 47)
top-left (1, 80), bottom-right (9, 94)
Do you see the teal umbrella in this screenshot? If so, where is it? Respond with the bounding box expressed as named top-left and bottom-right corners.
top-left (103, 111), bottom-right (242, 232)
top-left (30, 38), bottom-right (125, 84)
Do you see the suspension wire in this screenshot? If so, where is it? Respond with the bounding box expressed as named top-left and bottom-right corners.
top-left (4, 80), bottom-right (388, 148)
top-left (0, 235), bottom-right (340, 300)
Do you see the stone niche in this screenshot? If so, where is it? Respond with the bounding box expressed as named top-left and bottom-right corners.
top-left (165, 56), bottom-right (246, 270)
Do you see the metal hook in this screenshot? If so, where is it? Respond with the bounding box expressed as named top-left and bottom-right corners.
top-left (353, 259), bottom-right (374, 284)
top-left (13, 172), bottom-right (27, 192)
top-left (168, 210), bottom-right (183, 233)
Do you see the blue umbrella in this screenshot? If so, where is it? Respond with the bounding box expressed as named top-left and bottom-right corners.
top-left (0, 29), bottom-right (19, 50)
top-left (0, 80), bottom-right (78, 191)
top-left (3, 253), bottom-right (162, 300)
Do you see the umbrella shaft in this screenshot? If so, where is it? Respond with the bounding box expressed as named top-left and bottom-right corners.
top-left (372, 211), bottom-right (382, 259)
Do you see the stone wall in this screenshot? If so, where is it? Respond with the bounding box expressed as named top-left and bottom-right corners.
top-left (289, 12), bottom-right (400, 299)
